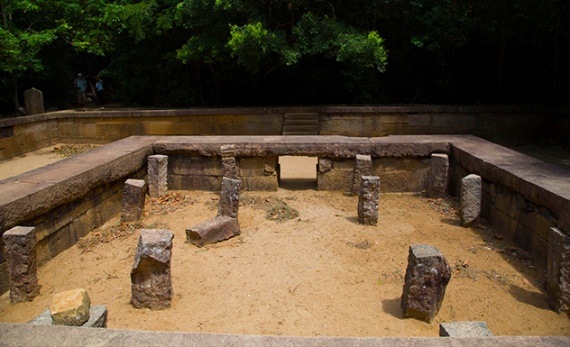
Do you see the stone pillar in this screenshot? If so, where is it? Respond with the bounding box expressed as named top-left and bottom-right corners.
top-left (439, 321), bottom-right (493, 337)
top-left (2, 226), bottom-right (39, 303)
top-left (148, 155), bottom-right (168, 197)
top-left (358, 176), bottom-right (380, 225)
top-left (218, 177), bottom-right (242, 218)
top-left (186, 216), bottom-right (241, 247)
top-left (131, 229), bottom-right (174, 310)
top-left (459, 174), bottom-right (482, 226)
top-left (547, 227), bottom-right (570, 313)
top-left (221, 145), bottom-right (239, 179)
top-left (352, 154), bottom-right (373, 195)
top-left (121, 179), bottom-right (147, 223)
top-left (428, 153), bottom-right (449, 198)
top-left (23, 88), bottom-right (44, 115)
top-left (401, 244), bottom-right (451, 322)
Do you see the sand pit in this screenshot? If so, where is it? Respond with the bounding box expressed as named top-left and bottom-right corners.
top-left (1, 186), bottom-right (568, 337)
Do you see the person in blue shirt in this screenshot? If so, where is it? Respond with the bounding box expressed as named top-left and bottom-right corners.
top-left (95, 75), bottom-right (104, 106)
top-left (74, 73), bottom-right (87, 107)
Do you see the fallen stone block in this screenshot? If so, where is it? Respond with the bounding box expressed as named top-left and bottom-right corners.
top-left (218, 177), bottom-right (242, 218)
top-left (131, 229), bottom-right (174, 310)
top-left (547, 227), bottom-right (570, 313)
top-left (50, 288), bottom-right (91, 326)
top-left (121, 179), bottom-right (147, 223)
top-left (439, 321), bottom-right (493, 337)
top-left (401, 244), bottom-right (451, 323)
top-left (2, 226), bottom-right (39, 303)
top-left (352, 154), bottom-right (373, 195)
top-left (186, 216), bottom-right (240, 247)
top-left (29, 305), bottom-right (108, 328)
top-left (460, 174), bottom-right (482, 226)
top-left (148, 154), bottom-right (168, 197)
top-left (428, 153), bottom-right (449, 198)
top-left (358, 176), bottom-right (381, 225)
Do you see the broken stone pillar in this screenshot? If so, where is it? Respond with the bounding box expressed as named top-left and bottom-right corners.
top-left (459, 174), bottom-right (482, 226)
top-left (547, 227), bottom-right (570, 313)
top-left (131, 229), bottom-right (174, 310)
top-left (29, 305), bottom-right (108, 328)
top-left (50, 288), bottom-right (91, 326)
top-left (186, 215), bottom-right (240, 247)
top-left (428, 153), bottom-right (449, 198)
top-left (121, 179), bottom-right (147, 223)
top-left (218, 177), bottom-right (242, 218)
top-left (352, 154), bottom-right (373, 195)
top-left (148, 155), bottom-right (168, 197)
top-left (358, 176), bottom-right (381, 225)
top-left (439, 321), bottom-right (493, 337)
top-left (221, 145), bottom-right (239, 179)
top-left (23, 87), bottom-right (44, 115)
top-left (401, 244), bottom-right (451, 322)
top-left (2, 226), bottom-right (39, 303)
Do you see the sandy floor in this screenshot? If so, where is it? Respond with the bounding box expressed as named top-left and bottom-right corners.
top-left (0, 149), bottom-right (568, 337)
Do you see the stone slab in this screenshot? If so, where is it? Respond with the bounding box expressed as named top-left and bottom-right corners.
top-left (186, 216), bottom-right (240, 247)
top-left (439, 321), bottom-right (493, 337)
top-left (460, 174), bottom-right (482, 226)
top-left (29, 305), bottom-right (108, 328)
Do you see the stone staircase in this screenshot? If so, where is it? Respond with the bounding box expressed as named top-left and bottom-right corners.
top-left (282, 113), bottom-right (319, 135)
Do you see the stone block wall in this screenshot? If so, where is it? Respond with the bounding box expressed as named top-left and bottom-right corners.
top-left (167, 155), bottom-right (278, 191)
top-left (0, 118), bottom-right (58, 160)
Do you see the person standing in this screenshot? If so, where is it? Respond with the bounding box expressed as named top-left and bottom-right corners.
top-left (95, 75), bottom-right (104, 106)
top-left (74, 73), bottom-right (87, 107)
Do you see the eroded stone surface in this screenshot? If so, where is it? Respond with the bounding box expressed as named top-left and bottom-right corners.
top-left (439, 321), bottom-right (493, 337)
top-left (121, 179), bottom-right (147, 222)
top-left (50, 288), bottom-right (91, 326)
top-left (186, 216), bottom-right (240, 247)
top-left (148, 155), bottom-right (168, 197)
top-left (547, 227), bottom-right (570, 313)
top-left (401, 244), bottom-right (451, 322)
top-left (222, 157), bottom-right (239, 179)
top-left (352, 154), bottom-right (373, 195)
top-left (357, 176), bottom-right (380, 225)
top-left (131, 229), bottom-right (174, 310)
top-left (218, 177), bottom-right (242, 218)
top-left (2, 226), bottom-right (39, 303)
top-left (460, 174), bottom-right (482, 226)
top-left (428, 153), bottom-right (449, 198)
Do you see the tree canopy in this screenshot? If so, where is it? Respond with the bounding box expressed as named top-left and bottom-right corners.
top-left (1, 0), bottom-right (568, 112)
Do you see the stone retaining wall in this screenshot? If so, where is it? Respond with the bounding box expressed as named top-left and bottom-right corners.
top-left (1, 105), bottom-right (568, 161)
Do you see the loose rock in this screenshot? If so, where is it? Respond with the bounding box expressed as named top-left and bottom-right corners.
top-left (50, 288), bottom-right (91, 326)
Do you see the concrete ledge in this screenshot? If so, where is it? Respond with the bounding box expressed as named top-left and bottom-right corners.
top-left (0, 323), bottom-right (568, 347)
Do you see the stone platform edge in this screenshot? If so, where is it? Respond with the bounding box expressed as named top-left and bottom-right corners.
top-left (0, 323), bottom-right (569, 347)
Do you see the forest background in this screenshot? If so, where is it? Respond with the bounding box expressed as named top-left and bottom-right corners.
top-left (1, 0), bottom-right (569, 114)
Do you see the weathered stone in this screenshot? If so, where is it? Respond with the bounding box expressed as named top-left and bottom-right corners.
top-left (186, 216), bottom-right (240, 247)
top-left (401, 244), bottom-right (451, 323)
top-left (121, 179), bottom-right (147, 222)
top-left (559, 203), bottom-right (570, 233)
top-left (30, 305), bottom-right (108, 328)
top-left (352, 154), bottom-right (373, 195)
top-left (547, 227), bottom-right (570, 313)
top-left (439, 321), bottom-right (493, 337)
top-left (460, 174), bottom-right (482, 226)
top-left (358, 176), bottom-right (380, 225)
top-left (131, 229), bottom-right (174, 310)
top-left (50, 289), bottom-right (91, 326)
top-left (243, 175), bottom-right (278, 191)
top-left (318, 157), bottom-right (332, 173)
top-left (148, 155), bottom-right (168, 197)
top-left (222, 157), bottom-right (239, 179)
top-left (428, 153), bottom-right (449, 197)
top-left (2, 226), bottom-right (39, 303)
top-left (220, 144), bottom-right (236, 157)
top-left (23, 87), bottom-right (44, 115)
top-left (218, 177), bottom-right (242, 218)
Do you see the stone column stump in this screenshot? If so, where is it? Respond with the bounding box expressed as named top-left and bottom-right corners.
top-left (460, 174), bottom-right (482, 226)
top-left (2, 226), bottom-right (39, 303)
top-left (547, 227), bottom-right (570, 313)
top-left (131, 229), bottom-right (174, 310)
top-left (401, 244), bottom-right (451, 322)
top-left (358, 176), bottom-right (381, 225)
top-left (221, 145), bottom-right (239, 179)
top-left (352, 154), bottom-right (373, 195)
top-left (121, 179), bottom-right (147, 223)
top-left (186, 216), bottom-right (241, 247)
top-left (428, 154), bottom-right (449, 198)
top-left (148, 155), bottom-right (168, 197)
top-left (218, 177), bottom-right (242, 218)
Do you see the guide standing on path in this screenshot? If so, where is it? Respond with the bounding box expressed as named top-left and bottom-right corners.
top-left (74, 73), bottom-right (87, 107)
